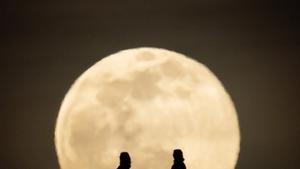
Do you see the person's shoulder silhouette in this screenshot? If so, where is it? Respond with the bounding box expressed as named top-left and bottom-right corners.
top-left (117, 152), bottom-right (131, 169)
top-left (171, 149), bottom-right (186, 169)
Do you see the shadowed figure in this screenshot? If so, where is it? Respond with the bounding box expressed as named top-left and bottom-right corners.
top-left (171, 149), bottom-right (186, 169)
top-left (117, 152), bottom-right (131, 169)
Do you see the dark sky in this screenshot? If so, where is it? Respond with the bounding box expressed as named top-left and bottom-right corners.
top-left (1, 0), bottom-right (299, 169)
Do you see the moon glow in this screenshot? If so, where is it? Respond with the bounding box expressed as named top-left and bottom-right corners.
top-left (55, 48), bottom-right (240, 169)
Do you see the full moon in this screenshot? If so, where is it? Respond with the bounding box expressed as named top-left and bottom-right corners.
top-left (55, 47), bottom-right (240, 169)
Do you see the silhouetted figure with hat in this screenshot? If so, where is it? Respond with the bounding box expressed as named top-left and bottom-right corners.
top-left (117, 152), bottom-right (131, 169)
top-left (171, 149), bottom-right (186, 169)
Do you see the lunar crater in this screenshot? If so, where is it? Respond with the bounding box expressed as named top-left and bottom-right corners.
top-left (135, 51), bottom-right (155, 61)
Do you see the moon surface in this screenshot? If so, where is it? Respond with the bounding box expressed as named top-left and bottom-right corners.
top-left (55, 47), bottom-right (240, 169)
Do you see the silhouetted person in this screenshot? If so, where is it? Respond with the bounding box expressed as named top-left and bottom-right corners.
top-left (117, 152), bottom-right (131, 169)
top-left (171, 149), bottom-right (186, 169)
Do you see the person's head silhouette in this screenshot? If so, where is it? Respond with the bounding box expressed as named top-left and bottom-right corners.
top-left (117, 152), bottom-right (131, 169)
top-left (171, 149), bottom-right (186, 169)
top-left (173, 149), bottom-right (184, 162)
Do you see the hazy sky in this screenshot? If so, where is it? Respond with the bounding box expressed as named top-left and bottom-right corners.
top-left (1, 0), bottom-right (299, 169)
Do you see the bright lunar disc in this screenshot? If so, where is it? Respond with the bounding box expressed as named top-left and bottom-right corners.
top-left (55, 47), bottom-right (240, 169)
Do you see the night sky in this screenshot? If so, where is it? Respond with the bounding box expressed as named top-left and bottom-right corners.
top-left (1, 0), bottom-right (299, 169)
